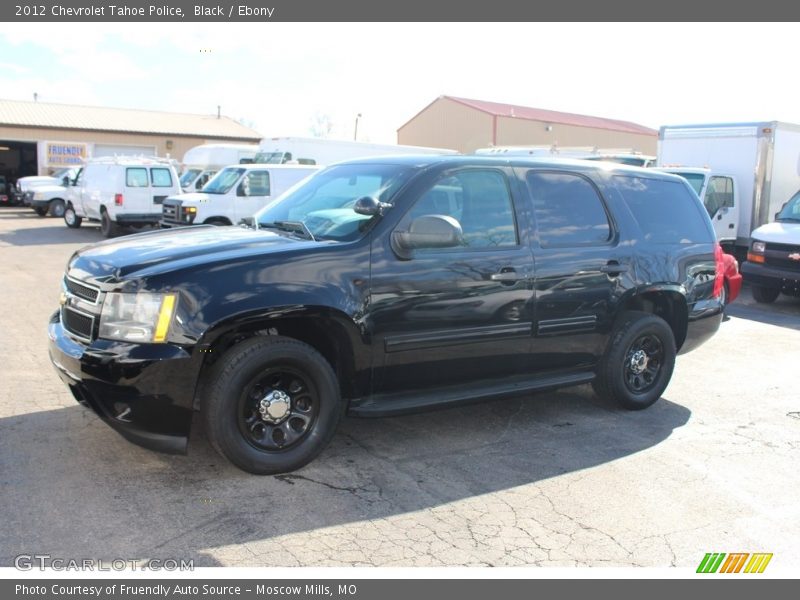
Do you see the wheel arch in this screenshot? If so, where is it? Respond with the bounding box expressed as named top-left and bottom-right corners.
top-left (193, 306), bottom-right (368, 408)
top-left (618, 286), bottom-right (689, 351)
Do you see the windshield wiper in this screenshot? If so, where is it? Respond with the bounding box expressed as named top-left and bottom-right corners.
top-left (260, 220), bottom-right (315, 241)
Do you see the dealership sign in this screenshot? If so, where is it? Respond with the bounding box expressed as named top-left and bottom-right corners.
top-left (45, 142), bottom-right (89, 167)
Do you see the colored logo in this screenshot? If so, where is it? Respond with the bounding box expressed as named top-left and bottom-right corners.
top-left (696, 552), bottom-right (773, 573)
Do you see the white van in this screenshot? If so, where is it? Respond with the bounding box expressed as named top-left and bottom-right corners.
top-left (179, 143), bottom-right (258, 192)
top-left (63, 157), bottom-right (181, 237)
top-left (160, 164), bottom-right (319, 228)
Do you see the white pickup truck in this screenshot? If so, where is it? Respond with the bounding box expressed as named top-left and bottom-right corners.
top-left (160, 164), bottom-right (319, 228)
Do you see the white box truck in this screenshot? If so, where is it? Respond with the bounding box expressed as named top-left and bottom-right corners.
top-left (657, 122), bottom-right (800, 257)
top-left (179, 143), bottom-right (258, 192)
top-left (253, 136), bottom-right (457, 165)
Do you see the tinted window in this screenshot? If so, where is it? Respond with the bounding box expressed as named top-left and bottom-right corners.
top-left (126, 168), bottom-right (148, 187)
top-left (614, 176), bottom-right (713, 244)
top-left (527, 172), bottom-right (611, 247)
top-left (150, 168), bottom-right (173, 187)
top-left (407, 170), bottom-right (518, 248)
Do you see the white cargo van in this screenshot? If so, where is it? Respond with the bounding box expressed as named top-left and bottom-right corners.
top-left (179, 143), bottom-right (258, 192)
top-left (253, 136), bottom-right (457, 165)
top-left (160, 164), bottom-right (319, 228)
top-left (658, 122), bottom-right (800, 257)
top-left (63, 157), bottom-right (181, 237)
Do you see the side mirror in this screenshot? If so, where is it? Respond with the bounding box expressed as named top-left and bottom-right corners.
top-left (391, 214), bottom-right (463, 259)
top-left (62, 176), bottom-right (70, 186)
top-left (353, 196), bottom-right (391, 216)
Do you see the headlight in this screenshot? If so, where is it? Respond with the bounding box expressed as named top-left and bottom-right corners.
top-left (99, 292), bottom-right (177, 343)
top-left (751, 240), bottom-right (766, 253)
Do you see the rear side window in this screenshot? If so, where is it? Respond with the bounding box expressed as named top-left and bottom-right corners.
top-left (243, 170), bottom-right (270, 196)
top-left (614, 176), bottom-right (713, 244)
top-left (527, 172), bottom-right (611, 247)
top-left (150, 168), bottom-right (173, 187)
top-left (126, 168), bottom-right (148, 187)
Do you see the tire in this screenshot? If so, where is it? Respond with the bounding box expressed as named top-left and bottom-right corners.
top-left (48, 199), bottom-right (65, 218)
top-left (100, 209), bottom-right (119, 238)
top-left (752, 285), bottom-right (779, 304)
top-left (33, 206), bottom-right (48, 217)
top-left (64, 204), bottom-right (82, 228)
top-left (202, 336), bottom-right (342, 475)
top-left (593, 310), bottom-right (676, 411)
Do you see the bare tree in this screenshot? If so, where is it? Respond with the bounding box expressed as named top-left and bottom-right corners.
top-left (309, 112), bottom-right (333, 138)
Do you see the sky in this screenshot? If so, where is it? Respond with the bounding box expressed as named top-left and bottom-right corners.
top-left (1, 22), bottom-right (798, 146)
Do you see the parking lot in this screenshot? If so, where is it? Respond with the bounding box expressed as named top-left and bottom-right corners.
top-left (1, 206), bottom-right (799, 569)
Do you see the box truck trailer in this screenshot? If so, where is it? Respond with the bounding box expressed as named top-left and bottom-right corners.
top-left (657, 122), bottom-right (800, 257)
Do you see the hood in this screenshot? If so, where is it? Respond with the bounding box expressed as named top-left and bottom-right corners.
top-left (19, 176), bottom-right (60, 190)
top-left (751, 221), bottom-right (800, 244)
top-left (166, 192), bottom-right (210, 205)
top-left (30, 184), bottom-right (67, 195)
top-left (68, 225), bottom-right (324, 284)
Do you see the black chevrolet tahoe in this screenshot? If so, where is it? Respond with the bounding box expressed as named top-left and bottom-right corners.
top-left (49, 156), bottom-right (724, 474)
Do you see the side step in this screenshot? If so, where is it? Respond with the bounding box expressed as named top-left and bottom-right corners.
top-left (349, 370), bottom-right (596, 417)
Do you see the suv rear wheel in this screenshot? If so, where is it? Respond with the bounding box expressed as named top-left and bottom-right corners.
top-left (202, 336), bottom-right (343, 474)
top-left (593, 311), bottom-right (676, 410)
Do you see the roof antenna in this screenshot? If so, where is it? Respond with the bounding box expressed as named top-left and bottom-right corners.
top-left (217, 105), bottom-right (221, 119)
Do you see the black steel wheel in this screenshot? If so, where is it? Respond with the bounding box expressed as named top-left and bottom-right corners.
top-left (593, 310), bottom-right (676, 410)
top-left (203, 336), bottom-right (342, 474)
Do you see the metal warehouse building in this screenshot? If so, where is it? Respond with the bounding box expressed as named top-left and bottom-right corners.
top-left (0, 98), bottom-right (261, 188)
top-left (398, 95), bottom-right (657, 154)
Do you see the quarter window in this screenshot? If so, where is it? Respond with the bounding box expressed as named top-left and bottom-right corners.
top-left (527, 172), bottom-right (611, 247)
top-left (126, 168), bottom-right (148, 188)
top-left (243, 170), bottom-right (270, 196)
top-left (406, 170), bottom-right (518, 248)
top-left (150, 168), bottom-right (173, 187)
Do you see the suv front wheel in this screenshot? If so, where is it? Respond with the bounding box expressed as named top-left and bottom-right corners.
top-left (593, 311), bottom-right (676, 410)
top-left (202, 336), bottom-right (343, 474)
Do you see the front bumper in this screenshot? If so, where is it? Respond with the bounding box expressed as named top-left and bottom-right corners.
top-left (48, 311), bottom-right (199, 454)
top-left (114, 213), bottom-right (163, 226)
top-left (741, 261), bottom-right (800, 294)
top-left (30, 198), bottom-right (50, 209)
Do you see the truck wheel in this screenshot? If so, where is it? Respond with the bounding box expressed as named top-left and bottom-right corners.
top-left (64, 204), bottom-right (82, 228)
top-left (202, 336), bottom-right (342, 475)
top-left (33, 206), bottom-right (48, 217)
top-left (593, 311), bottom-right (676, 410)
top-left (100, 209), bottom-right (119, 238)
top-left (752, 285), bottom-right (779, 304)
top-left (48, 199), bottom-right (66, 218)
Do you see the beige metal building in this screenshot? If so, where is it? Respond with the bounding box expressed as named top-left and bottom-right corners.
top-left (398, 95), bottom-right (657, 154)
top-left (0, 98), bottom-right (261, 189)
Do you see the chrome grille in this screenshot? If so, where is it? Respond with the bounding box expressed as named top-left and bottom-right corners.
top-left (64, 277), bottom-right (100, 303)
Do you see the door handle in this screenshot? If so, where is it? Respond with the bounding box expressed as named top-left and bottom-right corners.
top-left (600, 262), bottom-right (629, 276)
top-left (729, 223), bottom-right (735, 229)
top-left (490, 270), bottom-right (522, 282)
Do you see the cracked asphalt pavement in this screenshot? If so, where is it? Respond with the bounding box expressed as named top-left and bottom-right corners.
top-left (1, 207), bottom-right (799, 568)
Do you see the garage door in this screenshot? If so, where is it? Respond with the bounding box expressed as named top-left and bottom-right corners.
top-left (93, 144), bottom-right (157, 158)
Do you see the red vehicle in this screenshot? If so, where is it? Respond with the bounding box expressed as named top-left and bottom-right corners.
top-left (721, 253), bottom-right (742, 307)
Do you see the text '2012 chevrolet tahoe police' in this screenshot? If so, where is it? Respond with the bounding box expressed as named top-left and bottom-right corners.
top-left (49, 156), bottom-right (724, 474)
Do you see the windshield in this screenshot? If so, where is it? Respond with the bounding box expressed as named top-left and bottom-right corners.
top-left (201, 167), bottom-right (246, 194)
top-left (777, 191), bottom-right (800, 222)
top-left (671, 172), bottom-right (706, 196)
top-left (256, 163), bottom-right (414, 241)
top-left (254, 151), bottom-right (286, 164)
top-left (179, 168), bottom-right (202, 188)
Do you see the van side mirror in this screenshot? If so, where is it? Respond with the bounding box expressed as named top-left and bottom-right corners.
top-left (62, 176), bottom-right (70, 186)
top-left (353, 196), bottom-right (391, 216)
top-left (391, 215), bottom-right (463, 259)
